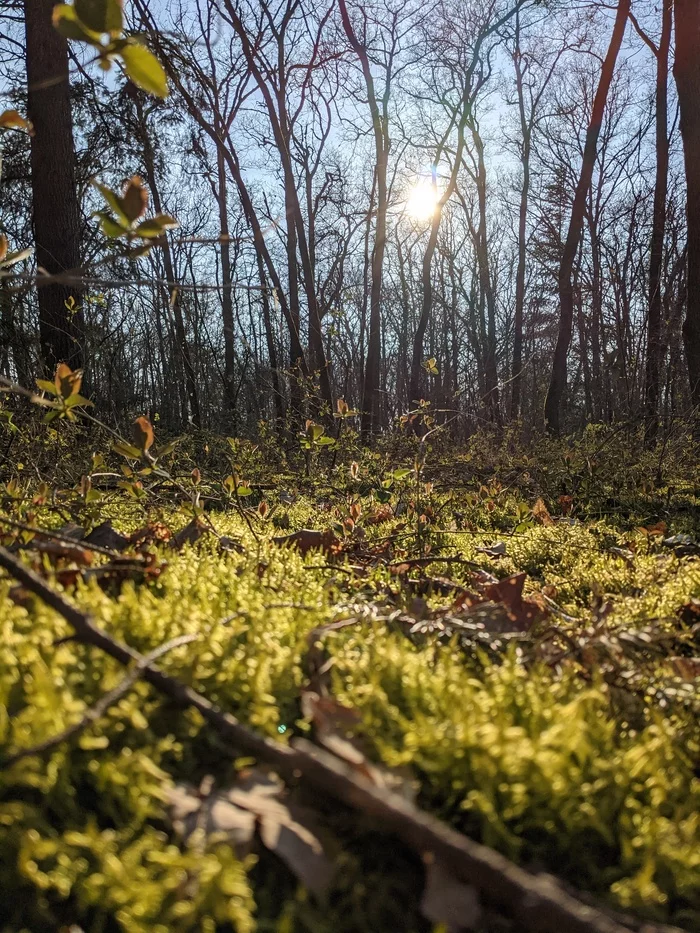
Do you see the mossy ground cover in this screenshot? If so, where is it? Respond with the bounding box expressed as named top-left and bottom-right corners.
top-left (1, 427), bottom-right (699, 932)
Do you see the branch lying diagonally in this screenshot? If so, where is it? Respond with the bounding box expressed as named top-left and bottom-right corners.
top-left (0, 544), bottom-right (683, 933)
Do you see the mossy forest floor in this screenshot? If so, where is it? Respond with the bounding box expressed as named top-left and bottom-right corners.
top-left (1, 426), bottom-right (699, 932)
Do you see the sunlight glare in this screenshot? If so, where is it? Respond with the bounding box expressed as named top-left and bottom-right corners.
top-left (407, 181), bottom-right (438, 222)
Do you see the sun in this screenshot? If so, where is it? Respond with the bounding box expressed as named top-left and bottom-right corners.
top-left (407, 181), bottom-right (438, 222)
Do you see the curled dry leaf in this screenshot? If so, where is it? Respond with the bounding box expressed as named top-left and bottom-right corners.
top-left (132, 416), bottom-right (154, 452)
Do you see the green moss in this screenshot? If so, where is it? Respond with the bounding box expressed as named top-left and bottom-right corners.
top-left (1, 476), bottom-right (700, 931)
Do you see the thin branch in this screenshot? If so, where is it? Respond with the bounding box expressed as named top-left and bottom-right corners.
top-left (3, 634), bottom-right (198, 767)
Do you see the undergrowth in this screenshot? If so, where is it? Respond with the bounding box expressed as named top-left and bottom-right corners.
top-left (1, 412), bottom-right (699, 931)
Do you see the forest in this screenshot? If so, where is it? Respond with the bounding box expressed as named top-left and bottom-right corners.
top-left (0, 0), bottom-right (699, 931)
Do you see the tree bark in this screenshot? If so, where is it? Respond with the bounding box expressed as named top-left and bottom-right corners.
top-left (511, 27), bottom-right (530, 422)
top-left (643, 2), bottom-right (672, 445)
top-left (544, 0), bottom-right (630, 434)
top-left (338, 0), bottom-right (390, 438)
top-left (673, 0), bottom-right (700, 420)
top-left (135, 96), bottom-right (201, 429)
top-left (24, 0), bottom-right (84, 373)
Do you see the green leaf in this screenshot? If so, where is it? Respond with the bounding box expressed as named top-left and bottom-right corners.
top-left (64, 393), bottom-right (94, 409)
top-left (52, 4), bottom-right (102, 43)
top-left (316, 436), bottom-right (335, 446)
top-left (135, 215), bottom-right (179, 237)
top-left (75, 0), bottom-right (123, 34)
top-left (95, 211), bottom-right (128, 238)
top-left (393, 468), bottom-right (412, 480)
top-left (236, 485), bottom-right (253, 497)
top-left (120, 41), bottom-right (168, 97)
top-left (113, 441), bottom-right (142, 459)
top-left (95, 185), bottom-right (130, 226)
top-left (36, 379), bottom-right (59, 396)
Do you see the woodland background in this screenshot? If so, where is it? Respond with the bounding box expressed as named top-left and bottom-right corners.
top-left (2, 0), bottom-right (700, 443)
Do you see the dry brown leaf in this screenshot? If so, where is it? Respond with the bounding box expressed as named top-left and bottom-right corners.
top-left (558, 494), bottom-right (574, 516)
top-left (482, 572), bottom-right (546, 631)
top-left (168, 770), bottom-right (335, 894)
top-left (272, 528), bottom-right (340, 556)
top-left (532, 498), bottom-right (554, 527)
top-left (170, 518), bottom-right (208, 550)
top-left (129, 522), bottom-right (172, 548)
top-left (669, 657), bottom-right (700, 680)
top-left (420, 857), bottom-right (481, 932)
top-left (85, 521), bottom-right (130, 552)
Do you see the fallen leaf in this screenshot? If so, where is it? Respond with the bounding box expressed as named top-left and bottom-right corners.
top-left (85, 521), bottom-right (130, 552)
top-left (170, 518), bottom-right (208, 549)
top-left (662, 534), bottom-right (700, 557)
top-left (476, 541), bottom-right (506, 558)
top-left (558, 494), bottom-right (574, 516)
top-left (219, 535), bottom-right (245, 554)
top-left (482, 572), bottom-right (545, 630)
top-left (669, 657), bottom-right (700, 680)
top-left (272, 528), bottom-right (340, 556)
top-left (420, 857), bottom-right (481, 932)
top-left (532, 498), bottom-right (554, 527)
top-left (129, 522), bottom-right (172, 548)
top-left (638, 520), bottom-right (667, 537)
top-left (169, 770), bottom-right (335, 894)
top-left (365, 505), bottom-right (394, 525)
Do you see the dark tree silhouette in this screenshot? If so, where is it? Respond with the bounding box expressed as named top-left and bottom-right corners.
top-left (24, 0), bottom-right (84, 371)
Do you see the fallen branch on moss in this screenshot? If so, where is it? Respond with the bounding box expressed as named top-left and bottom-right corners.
top-left (0, 543), bottom-right (685, 933)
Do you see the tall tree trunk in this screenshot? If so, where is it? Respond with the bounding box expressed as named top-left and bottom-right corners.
top-left (338, 0), bottom-right (390, 438)
top-left (215, 138), bottom-right (237, 420)
top-left (673, 0), bottom-right (700, 419)
top-left (135, 96), bottom-right (201, 428)
top-left (472, 125), bottom-right (501, 425)
top-left (255, 251), bottom-right (286, 430)
top-left (24, 0), bottom-right (83, 373)
top-left (544, 0), bottom-right (630, 434)
top-left (511, 12), bottom-right (529, 421)
top-left (644, 1), bottom-right (672, 445)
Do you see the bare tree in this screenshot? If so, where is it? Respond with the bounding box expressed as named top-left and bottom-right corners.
top-left (544, 0), bottom-right (630, 434)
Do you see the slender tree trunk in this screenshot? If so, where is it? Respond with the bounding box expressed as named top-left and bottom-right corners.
top-left (338, 0), bottom-right (390, 438)
top-left (511, 14), bottom-right (529, 421)
top-left (215, 138), bottom-right (237, 419)
top-left (136, 99), bottom-right (201, 428)
top-left (644, 1), bottom-right (672, 444)
top-left (673, 0), bottom-right (700, 420)
top-left (472, 126), bottom-right (501, 424)
top-left (255, 251), bottom-right (286, 430)
top-left (544, 0), bottom-right (630, 434)
top-left (410, 213), bottom-right (441, 405)
top-left (24, 0), bottom-right (84, 373)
